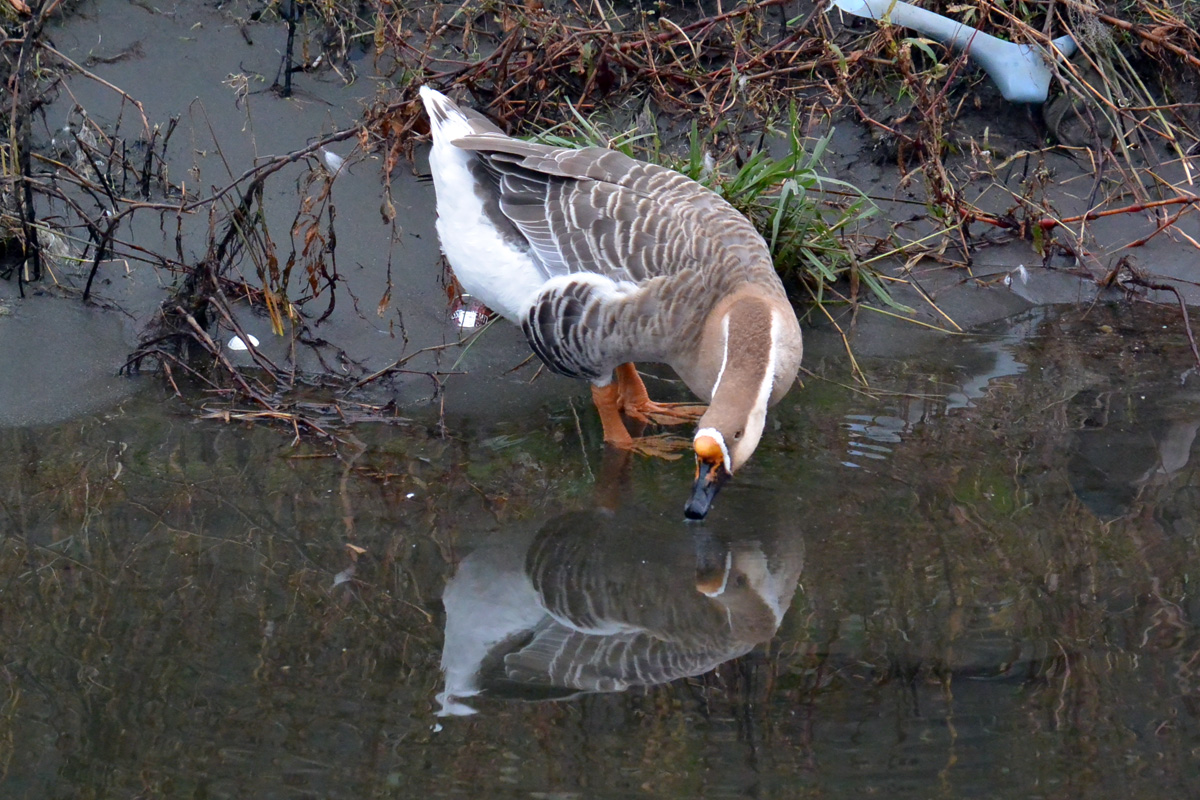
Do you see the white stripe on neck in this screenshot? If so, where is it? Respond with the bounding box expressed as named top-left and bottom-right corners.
top-left (753, 310), bottom-right (781, 412)
top-left (710, 313), bottom-right (731, 399)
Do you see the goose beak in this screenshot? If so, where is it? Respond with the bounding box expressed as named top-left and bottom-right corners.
top-left (685, 456), bottom-right (730, 520)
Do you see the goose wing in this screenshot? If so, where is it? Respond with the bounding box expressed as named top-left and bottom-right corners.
top-left (447, 138), bottom-right (713, 378)
top-left (452, 133), bottom-right (718, 283)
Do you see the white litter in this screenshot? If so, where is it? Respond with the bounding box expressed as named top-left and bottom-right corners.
top-left (228, 334), bottom-right (260, 351)
top-left (829, 0), bottom-right (1077, 103)
top-left (1003, 264), bottom-right (1030, 288)
top-left (452, 309), bottom-right (479, 328)
top-left (320, 147), bottom-right (346, 175)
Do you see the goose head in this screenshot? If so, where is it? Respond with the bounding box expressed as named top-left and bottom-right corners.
top-left (686, 414), bottom-right (764, 521)
top-left (684, 291), bottom-right (802, 520)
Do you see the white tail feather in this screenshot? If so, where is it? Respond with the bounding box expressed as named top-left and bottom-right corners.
top-left (418, 86), bottom-right (475, 143)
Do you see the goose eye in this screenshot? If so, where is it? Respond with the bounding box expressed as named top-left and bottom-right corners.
top-left (733, 430), bottom-right (743, 440)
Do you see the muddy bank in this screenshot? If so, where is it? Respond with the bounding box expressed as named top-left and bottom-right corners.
top-left (2, 0), bottom-right (1197, 433)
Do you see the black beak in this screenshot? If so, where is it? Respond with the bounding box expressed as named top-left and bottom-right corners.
top-left (684, 459), bottom-right (730, 520)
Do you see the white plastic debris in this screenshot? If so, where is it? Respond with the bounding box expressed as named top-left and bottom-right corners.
top-left (829, 0), bottom-right (1077, 103)
top-left (452, 309), bottom-right (479, 328)
top-left (228, 334), bottom-right (260, 351)
top-left (50, 124), bottom-right (73, 152)
top-left (320, 147), bottom-right (346, 175)
top-left (1003, 264), bottom-right (1030, 287)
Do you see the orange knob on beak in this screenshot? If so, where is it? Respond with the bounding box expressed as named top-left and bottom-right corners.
top-left (685, 435), bottom-right (731, 520)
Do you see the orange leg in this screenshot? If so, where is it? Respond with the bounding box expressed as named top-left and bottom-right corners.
top-left (591, 382), bottom-right (634, 448)
top-left (614, 363), bottom-right (707, 426)
top-left (591, 380), bottom-right (689, 460)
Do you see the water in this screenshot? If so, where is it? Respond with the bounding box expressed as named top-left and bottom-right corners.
top-left (4, 302), bottom-right (1200, 798)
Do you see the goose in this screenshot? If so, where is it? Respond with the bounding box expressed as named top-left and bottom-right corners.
top-left (419, 86), bottom-right (803, 519)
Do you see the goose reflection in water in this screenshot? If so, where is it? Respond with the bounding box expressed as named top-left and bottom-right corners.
top-left (436, 498), bottom-right (803, 716)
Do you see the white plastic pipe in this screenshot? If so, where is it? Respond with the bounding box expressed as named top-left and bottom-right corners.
top-left (830, 0), bottom-right (1077, 103)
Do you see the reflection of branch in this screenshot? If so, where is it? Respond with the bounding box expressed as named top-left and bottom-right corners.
top-left (1116, 266), bottom-right (1200, 370)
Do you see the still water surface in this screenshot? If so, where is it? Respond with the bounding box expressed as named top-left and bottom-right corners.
top-left (3, 303), bottom-right (1200, 798)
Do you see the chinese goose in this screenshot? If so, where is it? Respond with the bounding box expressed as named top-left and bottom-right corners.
top-left (420, 86), bottom-right (803, 519)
